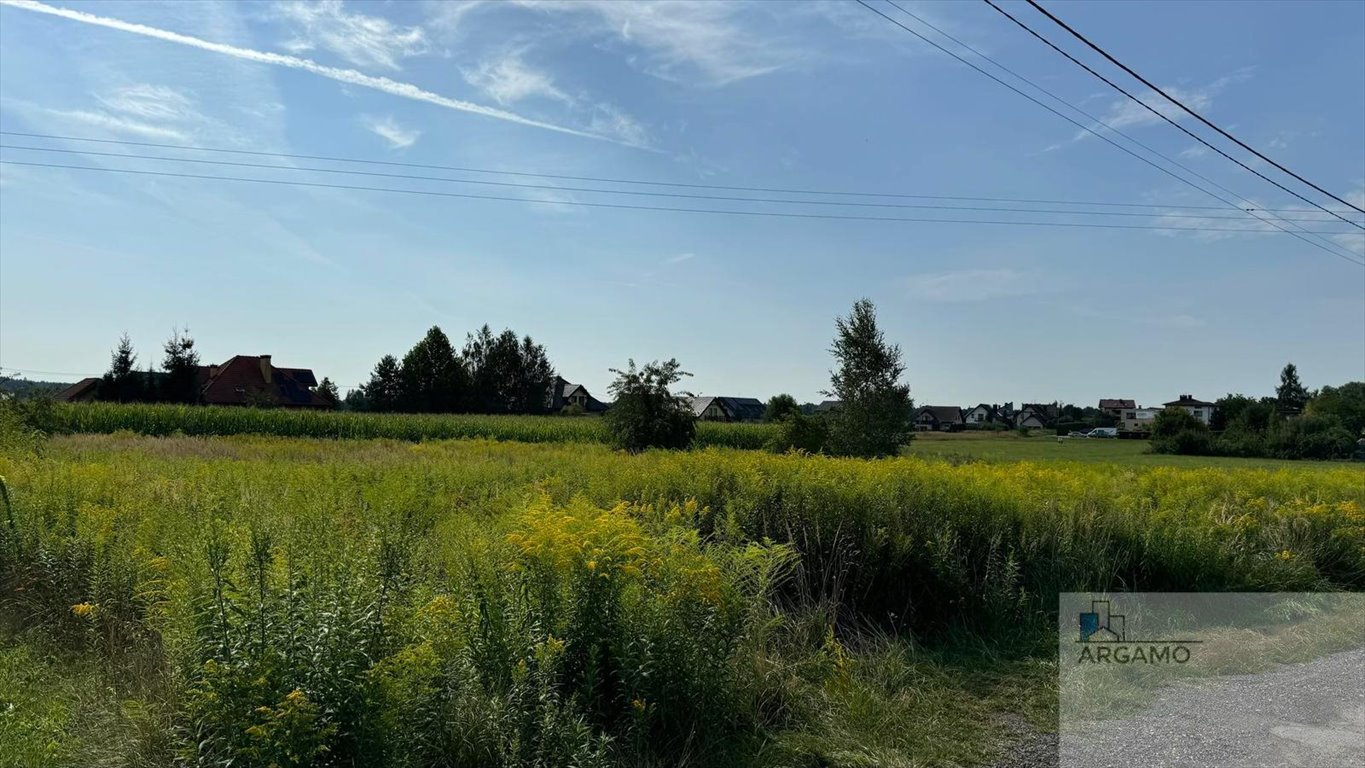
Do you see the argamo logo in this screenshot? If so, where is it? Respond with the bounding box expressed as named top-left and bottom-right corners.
top-left (1075, 600), bottom-right (1200, 664)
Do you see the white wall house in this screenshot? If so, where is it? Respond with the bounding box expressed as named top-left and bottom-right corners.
top-left (1163, 395), bottom-right (1216, 424)
top-left (1120, 407), bottom-right (1163, 432)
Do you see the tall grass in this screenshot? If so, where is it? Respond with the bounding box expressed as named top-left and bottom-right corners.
top-left (39, 401), bottom-right (775, 449)
top-left (2, 433), bottom-right (1362, 765)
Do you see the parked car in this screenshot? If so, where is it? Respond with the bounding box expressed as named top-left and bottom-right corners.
top-left (1068, 430), bottom-right (1090, 437)
top-left (1088, 427), bottom-right (1118, 438)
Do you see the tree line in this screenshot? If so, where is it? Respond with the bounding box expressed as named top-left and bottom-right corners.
top-left (347, 325), bottom-right (556, 415)
top-left (1152, 363), bottom-right (1364, 460)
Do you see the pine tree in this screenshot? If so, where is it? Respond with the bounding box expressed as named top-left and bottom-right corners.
top-left (823, 299), bottom-right (914, 457)
top-left (362, 355), bottom-right (403, 412)
top-left (102, 333), bottom-right (142, 402)
top-left (1276, 363), bottom-right (1310, 413)
top-left (317, 377), bottom-right (340, 408)
top-left (398, 327), bottom-right (467, 413)
top-left (161, 328), bottom-right (201, 404)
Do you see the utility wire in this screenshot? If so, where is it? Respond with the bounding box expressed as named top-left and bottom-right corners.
top-left (3, 130), bottom-right (1357, 218)
top-left (987, 0), bottom-right (1363, 231)
top-left (4, 143), bottom-right (1356, 227)
top-left (10, 159), bottom-right (1361, 241)
top-left (866, 0), bottom-right (1362, 265)
top-left (1024, 0), bottom-right (1365, 217)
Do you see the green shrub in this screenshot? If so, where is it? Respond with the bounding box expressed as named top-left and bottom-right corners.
top-left (766, 412), bottom-right (831, 454)
top-left (602, 360), bottom-right (696, 452)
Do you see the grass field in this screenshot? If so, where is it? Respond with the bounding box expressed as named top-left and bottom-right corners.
top-left (2, 424), bottom-right (1362, 767)
top-left (904, 431), bottom-right (1359, 470)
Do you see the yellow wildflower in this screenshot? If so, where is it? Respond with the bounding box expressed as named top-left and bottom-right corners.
top-left (70, 602), bottom-right (97, 618)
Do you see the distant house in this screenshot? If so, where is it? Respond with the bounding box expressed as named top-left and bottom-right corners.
top-left (689, 396), bottom-right (765, 422)
top-left (815, 400), bottom-right (842, 414)
top-left (1163, 394), bottom-right (1216, 425)
top-left (55, 355), bottom-right (332, 408)
top-left (1098, 399), bottom-right (1136, 418)
top-left (1120, 407), bottom-right (1162, 432)
top-left (1017, 402), bottom-right (1059, 426)
top-left (1014, 412), bottom-right (1048, 429)
top-left (964, 403), bottom-right (1003, 426)
top-left (549, 376), bottom-right (609, 413)
top-left (914, 405), bottom-right (964, 431)
top-left (56, 377), bottom-right (102, 402)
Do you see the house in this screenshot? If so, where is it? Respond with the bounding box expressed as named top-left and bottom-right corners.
top-left (1098, 399), bottom-right (1136, 418)
top-left (56, 377), bottom-right (102, 402)
top-left (689, 396), bottom-right (766, 422)
top-left (914, 405), bottom-right (964, 431)
top-left (549, 376), bottom-right (609, 413)
top-left (964, 403), bottom-right (1003, 426)
top-left (1163, 394), bottom-right (1216, 424)
top-left (1017, 402), bottom-right (1059, 426)
top-left (815, 400), bottom-right (841, 414)
top-left (1120, 407), bottom-right (1162, 432)
top-left (56, 355), bottom-right (332, 408)
top-left (200, 355), bottom-right (332, 408)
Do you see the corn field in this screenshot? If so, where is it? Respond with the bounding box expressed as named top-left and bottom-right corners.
top-left (1, 427), bottom-right (1362, 766)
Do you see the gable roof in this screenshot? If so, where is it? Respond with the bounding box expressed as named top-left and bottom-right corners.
top-left (1099, 399), bottom-right (1136, 410)
top-left (201, 356), bottom-right (330, 408)
top-left (57, 377), bottom-right (101, 402)
top-left (815, 400), bottom-right (841, 412)
top-left (1163, 395), bottom-right (1216, 407)
top-left (917, 405), bottom-right (963, 424)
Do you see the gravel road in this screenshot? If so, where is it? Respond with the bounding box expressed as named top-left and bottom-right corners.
top-left (1058, 647), bottom-right (1365, 767)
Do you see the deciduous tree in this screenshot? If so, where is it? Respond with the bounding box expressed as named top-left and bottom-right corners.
top-left (604, 358), bottom-right (695, 452)
top-left (823, 299), bottom-right (913, 457)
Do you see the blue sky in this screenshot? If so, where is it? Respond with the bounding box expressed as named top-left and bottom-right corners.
top-left (1, 0), bottom-right (1362, 408)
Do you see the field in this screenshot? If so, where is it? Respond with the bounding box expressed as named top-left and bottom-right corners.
top-left (905, 431), bottom-right (1354, 470)
top-left (2, 410), bottom-right (1363, 766)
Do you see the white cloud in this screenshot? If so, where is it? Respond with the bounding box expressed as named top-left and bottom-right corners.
top-left (662, 252), bottom-right (695, 264)
top-left (362, 114), bottom-right (420, 149)
top-left (1068, 69), bottom-right (1253, 146)
top-left (1, 0), bottom-right (616, 144)
top-left (273, 0), bottom-right (428, 70)
top-left (587, 102), bottom-right (649, 148)
top-left (95, 83), bottom-right (198, 122)
top-left (906, 268), bottom-right (1062, 302)
top-left (514, 0), bottom-right (791, 86)
top-left (44, 108), bottom-right (191, 142)
top-left (462, 52), bottom-right (568, 105)
top-left (1179, 145), bottom-right (1208, 159)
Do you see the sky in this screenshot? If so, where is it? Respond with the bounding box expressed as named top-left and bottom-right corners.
top-left (1, 0), bottom-right (1362, 408)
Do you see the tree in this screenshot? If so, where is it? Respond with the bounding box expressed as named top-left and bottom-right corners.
top-left (1306, 382), bottom-right (1365, 437)
top-left (763, 393), bottom-right (800, 423)
top-left (603, 359), bottom-right (695, 452)
top-left (362, 355), bottom-right (403, 412)
top-left (822, 299), bottom-right (914, 457)
top-left (101, 333), bottom-right (143, 402)
top-left (317, 377), bottom-right (340, 408)
top-left (463, 325), bottom-right (556, 414)
top-left (398, 326), bottom-right (467, 413)
top-left (161, 328), bottom-right (201, 404)
top-left (1276, 363), bottom-right (1309, 413)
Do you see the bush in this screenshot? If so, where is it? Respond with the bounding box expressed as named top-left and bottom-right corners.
top-left (603, 359), bottom-right (696, 452)
top-left (766, 412), bottom-right (830, 454)
top-left (763, 394), bottom-right (800, 423)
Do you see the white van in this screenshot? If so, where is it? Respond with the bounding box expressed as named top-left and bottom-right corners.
top-left (1088, 427), bottom-right (1118, 438)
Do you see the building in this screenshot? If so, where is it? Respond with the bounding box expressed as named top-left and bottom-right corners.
top-left (549, 376), bottom-right (609, 413)
top-left (1119, 407), bottom-right (1162, 432)
top-left (1098, 399), bottom-right (1136, 418)
top-left (56, 377), bottom-right (102, 402)
top-left (1163, 394), bottom-right (1216, 424)
top-left (689, 396), bottom-right (766, 422)
top-left (815, 400), bottom-right (842, 414)
top-left (1017, 402), bottom-right (1059, 426)
top-left (56, 355), bottom-right (332, 408)
top-left (964, 403), bottom-right (1004, 426)
top-left (914, 405), bottom-right (964, 431)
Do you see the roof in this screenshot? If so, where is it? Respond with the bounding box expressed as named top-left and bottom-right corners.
top-left (1099, 399), bottom-right (1136, 409)
top-left (1164, 395), bottom-right (1216, 407)
top-left (689, 396), bottom-right (765, 421)
top-left (816, 400), bottom-right (841, 412)
top-left (550, 375), bottom-right (609, 412)
top-left (917, 405), bottom-right (963, 423)
top-left (56, 377), bottom-right (101, 401)
top-left (201, 356), bottom-right (330, 408)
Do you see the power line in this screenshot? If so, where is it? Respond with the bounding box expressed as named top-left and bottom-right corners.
top-left (3, 130), bottom-right (1358, 218)
top-left (1024, 0), bottom-right (1365, 217)
top-left (987, 0), bottom-right (1364, 231)
top-left (873, 0), bottom-right (1365, 261)
top-left (851, 2), bottom-right (1365, 267)
top-left (5, 143), bottom-right (1359, 227)
top-left (9, 159), bottom-right (1361, 241)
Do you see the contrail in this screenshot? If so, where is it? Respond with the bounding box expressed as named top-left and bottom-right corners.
top-left (0, 0), bottom-right (618, 144)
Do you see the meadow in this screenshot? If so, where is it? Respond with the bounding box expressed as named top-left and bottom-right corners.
top-left (2, 419), bottom-right (1362, 767)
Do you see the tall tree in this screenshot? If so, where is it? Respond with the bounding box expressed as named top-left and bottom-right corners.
top-left (763, 394), bottom-right (800, 422)
top-left (161, 328), bottom-right (201, 404)
top-left (362, 355), bottom-right (403, 412)
top-left (317, 377), bottom-right (340, 408)
top-left (398, 326), bottom-right (467, 413)
top-left (101, 333), bottom-right (142, 402)
top-left (604, 358), bottom-right (696, 452)
top-left (823, 299), bottom-right (914, 457)
top-left (463, 325), bottom-right (556, 414)
top-left (515, 334), bottom-right (555, 414)
top-left (1276, 363), bottom-right (1310, 413)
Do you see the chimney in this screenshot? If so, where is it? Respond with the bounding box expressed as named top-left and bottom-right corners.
top-left (260, 355), bottom-right (272, 384)
top-left (209, 364), bottom-right (220, 379)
